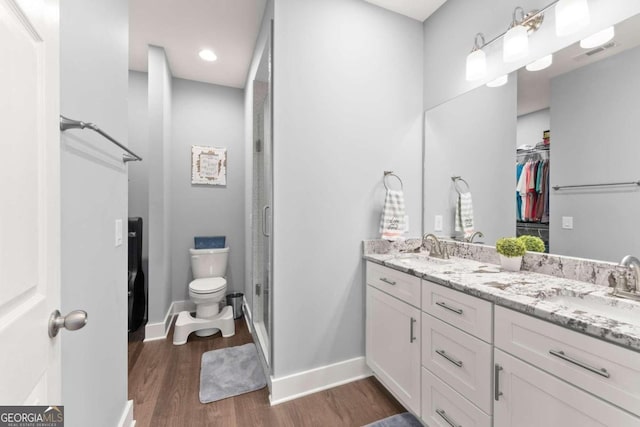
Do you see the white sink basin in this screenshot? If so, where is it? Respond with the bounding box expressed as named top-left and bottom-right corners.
top-left (543, 293), bottom-right (640, 326)
top-left (392, 253), bottom-right (452, 266)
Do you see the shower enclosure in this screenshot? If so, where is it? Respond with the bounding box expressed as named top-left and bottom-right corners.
top-left (251, 24), bottom-right (273, 368)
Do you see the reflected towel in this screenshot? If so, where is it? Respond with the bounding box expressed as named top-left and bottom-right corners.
top-left (379, 189), bottom-right (407, 241)
top-left (455, 192), bottom-right (474, 238)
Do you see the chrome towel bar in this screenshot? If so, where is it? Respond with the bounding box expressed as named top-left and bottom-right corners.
top-left (60, 115), bottom-right (142, 163)
top-left (552, 181), bottom-right (640, 191)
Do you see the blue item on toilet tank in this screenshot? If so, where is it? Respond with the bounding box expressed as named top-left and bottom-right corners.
top-left (194, 236), bottom-right (226, 249)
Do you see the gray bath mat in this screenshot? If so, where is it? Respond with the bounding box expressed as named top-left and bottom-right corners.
top-left (199, 343), bottom-right (267, 403)
top-left (364, 412), bottom-right (422, 427)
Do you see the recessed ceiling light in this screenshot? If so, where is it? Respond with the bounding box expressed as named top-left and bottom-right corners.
top-left (526, 54), bottom-right (553, 72)
top-left (580, 26), bottom-right (615, 49)
top-left (486, 75), bottom-right (509, 88)
top-left (199, 49), bottom-right (217, 62)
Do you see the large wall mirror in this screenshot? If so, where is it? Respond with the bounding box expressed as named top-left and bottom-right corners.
top-left (423, 12), bottom-right (640, 263)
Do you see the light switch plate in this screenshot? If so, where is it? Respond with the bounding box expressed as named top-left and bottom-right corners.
top-left (115, 219), bottom-right (123, 247)
top-left (434, 215), bottom-right (443, 232)
top-left (562, 216), bottom-right (573, 230)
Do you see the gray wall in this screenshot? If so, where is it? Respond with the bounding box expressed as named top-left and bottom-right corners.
top-left (147, 46), bottom-right (173, 323)
top-left (423, 80), bottom-right (517, 244)
top-left (128, 71), bottom-right (149, 278)
top-left (60, 0), bottom-right (128, 425)
top-left (550, 45), bottom-right (640, 262)
top-left (422, 0), bottom-right (640, 110)
top-left (170, 78), bottom-right (245, 301)
top-left (272, 0), bottom-right (424, 377)
top-left (129, 71), bottom-right (246, 315)
top-left (517, 108), bottom-right (550, 149)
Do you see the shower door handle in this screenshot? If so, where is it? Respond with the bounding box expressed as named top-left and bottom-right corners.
top-left (262, 205), bottom-right (271, 237)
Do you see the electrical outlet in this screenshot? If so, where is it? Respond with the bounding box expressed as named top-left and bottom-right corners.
top-left (115, 219), bottom-right (123, 247)
top-left (562, 216), bottom-right (573, 230)
top-left (434, 215), bottom-right (443, 232)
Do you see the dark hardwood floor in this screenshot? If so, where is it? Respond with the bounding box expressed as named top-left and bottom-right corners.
top-left (128, 318), bottom-right (405, 427)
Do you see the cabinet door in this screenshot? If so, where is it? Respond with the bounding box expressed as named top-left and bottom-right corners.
top-left (366, 285), bottom-right (421, 415)
top-left (494, 349), bottom-right (639, 427)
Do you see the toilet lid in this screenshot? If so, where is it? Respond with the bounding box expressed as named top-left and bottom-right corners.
top-left (189, 277), bottom-right (227, 294)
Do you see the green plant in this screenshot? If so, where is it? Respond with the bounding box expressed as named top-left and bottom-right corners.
top-left (495, 237), bottom-right (526, 257)
top-left (517, 235), bottom-right (545, 252)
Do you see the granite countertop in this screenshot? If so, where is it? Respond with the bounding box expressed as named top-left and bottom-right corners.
top-left (364, 251), bottom-right (640, 352)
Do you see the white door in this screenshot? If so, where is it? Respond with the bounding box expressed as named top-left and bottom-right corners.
top-left (0, 0), bottom-right (61, 404)
top-left (366, 286), bottom-right (421, 414)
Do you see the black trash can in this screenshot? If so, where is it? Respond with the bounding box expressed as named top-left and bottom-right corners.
top-left (226, 292), bottom-right (244, 319)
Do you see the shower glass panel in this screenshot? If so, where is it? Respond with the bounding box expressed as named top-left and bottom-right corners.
top-left (252, 26), bottom-right (273, 368)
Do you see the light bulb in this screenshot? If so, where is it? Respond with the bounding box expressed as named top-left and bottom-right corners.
top-left (466, 49), bottom-right (486, 81)
top-left (555, 0), bottom-right (590, 37)
top-left (526, 54), bottom-right (553, 71)
top-left (503, 25), bottom-right (529, 62)
top-left (580, 26), bottom-right (614, 49)
top-left (486, 75), bottom-right (509, 88)
top-left (199, 49), bottom-right (217, 62)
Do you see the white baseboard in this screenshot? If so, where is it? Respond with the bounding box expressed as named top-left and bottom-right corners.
top-left (117, 400), bottom-right (135, 427)
top-left (144, 300), bottom-right (196, 342)
top-left (269, 356), bottom-right (372, 405)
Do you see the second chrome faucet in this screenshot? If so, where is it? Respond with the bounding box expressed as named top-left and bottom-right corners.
top-left (422, 233), bottom-right (449, 259)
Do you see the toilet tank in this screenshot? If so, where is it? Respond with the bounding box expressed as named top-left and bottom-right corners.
top-left (189, 247), bottom-right (229, 278)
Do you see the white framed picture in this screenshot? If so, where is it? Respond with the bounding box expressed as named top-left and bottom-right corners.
top-left (191, 145), bottom-right (227, 185)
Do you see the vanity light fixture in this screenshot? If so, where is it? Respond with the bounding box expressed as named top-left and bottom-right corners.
top-left (504, 7), bottom-right (530, 62)
top-left (466, 33), bottom-right (487, 81)
top-left (486, 74), bottom-right (509, 88)
top-left (580, 26), bottom-right (614, 49)
top-left (526, 54), bottom-right (553, 71)
top-left (555, 0), bottom-right (590, 36)
top-left (464, 1), bottom-right (592, 82)
top-left (199, 49), bottom-right (217, 62)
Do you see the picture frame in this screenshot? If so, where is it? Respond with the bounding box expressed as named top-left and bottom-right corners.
top-left (191, 145), bottom-right (227, 185)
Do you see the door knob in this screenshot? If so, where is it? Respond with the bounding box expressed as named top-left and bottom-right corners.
top-left (48, 309), bottom-right (88, 338)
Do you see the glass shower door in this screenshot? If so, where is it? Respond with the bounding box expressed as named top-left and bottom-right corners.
top-left (251, 26), bottom-right (273, 368)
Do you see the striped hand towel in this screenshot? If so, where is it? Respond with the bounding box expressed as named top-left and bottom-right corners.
top-left (454, 192), bottom-right (474, 239)
top-left (379, 189), bottom-right (407, 241)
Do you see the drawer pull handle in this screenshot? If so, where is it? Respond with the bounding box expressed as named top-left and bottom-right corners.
top-left (436, 409), bottom-right (462, 427)
top-left (435, 349), bottom-right (463, 367)
top-left (494, 364), bottom-right (503, 401)
top-left (435, 301), bottom-right (463, 315)
top-left (410, 317), bottom-right (416, 343)
top-left (549, 350), bottom-right (610, 378)
top-left (380, 277), bottom-right (396, 286)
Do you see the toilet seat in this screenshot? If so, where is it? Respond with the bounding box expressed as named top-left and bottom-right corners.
top-left (189, 277), bottom-right (227, 294)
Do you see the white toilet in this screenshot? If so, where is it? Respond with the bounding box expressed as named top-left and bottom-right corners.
top-left (173, 247), bottom-right (236, 345)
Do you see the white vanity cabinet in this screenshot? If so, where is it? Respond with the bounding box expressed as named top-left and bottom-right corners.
top-left (366, 262), bottom-right (421, 415)
top-left (494, 306), bottom-right (640, 426)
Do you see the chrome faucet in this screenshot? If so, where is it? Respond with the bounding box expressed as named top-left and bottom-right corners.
top-left (616, 255), bottom-right (640, 298)
top-left (422, 233), bottom-right (449, 259)
top-left (465, 231), bottom-right (484, 243)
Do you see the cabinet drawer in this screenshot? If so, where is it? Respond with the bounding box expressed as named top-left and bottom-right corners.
top-left (422, 313), bottom-right (492, 413)
top-left (422, 368), bottom-right (491, 427)
top-left (495, 306), bottom-right (640, 417)
top-left (367, 262), bottom-right (421, 307)
top-left (422, 280), bottom-right (492, 342)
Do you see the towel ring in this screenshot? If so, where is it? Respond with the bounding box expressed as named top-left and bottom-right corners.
top-left (383, 171), bottom-right (403, 191)
top-left (452, 176), bottom-right (470, 194)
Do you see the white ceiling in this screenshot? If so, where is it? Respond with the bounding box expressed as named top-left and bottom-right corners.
top-left (129, 0), bottom-right (444, 89)
top-left (363, 0), bottom-right (448, 21)
top-left (129, 0), bottom-right (267, 88)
